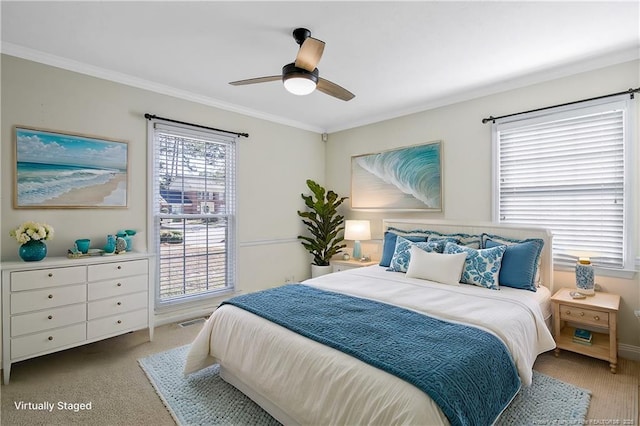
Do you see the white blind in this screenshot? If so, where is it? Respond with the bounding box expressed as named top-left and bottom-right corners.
top-left (150, 120), bottom-right (237, 306)
top-left (494, 100), bottom-right (628, 269)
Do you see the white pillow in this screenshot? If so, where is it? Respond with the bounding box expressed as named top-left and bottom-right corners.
top-left (405, 246), bottom-right (467, 286)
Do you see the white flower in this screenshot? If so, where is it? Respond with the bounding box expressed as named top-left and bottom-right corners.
top-left (10, 221), bottom-right (54, 244)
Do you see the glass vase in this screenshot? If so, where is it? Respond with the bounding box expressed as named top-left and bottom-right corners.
top-left (19, 239), bottom-right (47, 262)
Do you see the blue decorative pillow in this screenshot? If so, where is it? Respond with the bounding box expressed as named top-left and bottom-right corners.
top-left (484, 238), bottom-right (544, 292)
top-left (379, 232), bottom-right (427, 267)
top-left (388, 236), bottom-right (445, 273)
top-left (444, 242), bottom-right (506, 290)
top-left (428, 232), bottom-right (480, 248)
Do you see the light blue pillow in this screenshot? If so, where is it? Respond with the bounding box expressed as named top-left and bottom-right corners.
top-left (484, 239), bottom-right (543, 292)
top-left (379, 232), bottom-right (427, 267)
top-left (444, 242), bottom-right (506, 290)
top-left (388, 236), bottom-right (445, 273)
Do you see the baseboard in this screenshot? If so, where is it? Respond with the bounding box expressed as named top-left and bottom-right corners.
top-left (619, 343), bottom-right (640, 361)
top-left (154, 304), bottom-right (219, 327)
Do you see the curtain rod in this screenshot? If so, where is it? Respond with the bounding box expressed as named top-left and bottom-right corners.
top-left (482, 87), bottom-right (640, 124)
top-left (144, 113), bottom-right (249, 138)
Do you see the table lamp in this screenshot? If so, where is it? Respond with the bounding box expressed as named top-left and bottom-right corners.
top-left (344, 220), bottom-right (371, 260)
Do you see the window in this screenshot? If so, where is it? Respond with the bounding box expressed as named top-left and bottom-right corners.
top-left (149, 120), bottom-right (237, 307)
top-left (493, 96), bottom-right (635, 273)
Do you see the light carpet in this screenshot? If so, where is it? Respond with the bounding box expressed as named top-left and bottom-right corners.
top-left (139, 345), bottom-right (591, 426)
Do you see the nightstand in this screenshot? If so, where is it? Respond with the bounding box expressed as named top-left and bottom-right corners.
top-left (332, 259), bottom-right (378, 273)
top-left (551, 287), bottom-right (620, 373)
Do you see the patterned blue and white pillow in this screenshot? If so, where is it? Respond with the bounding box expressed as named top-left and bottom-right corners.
top-left (444, 242), bottom-right (506, 290)
top-left (388, 236), bottom-right (446, 273)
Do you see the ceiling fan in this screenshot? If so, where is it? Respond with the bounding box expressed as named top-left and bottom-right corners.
top-left (229, 28), bottom-right (355, 101)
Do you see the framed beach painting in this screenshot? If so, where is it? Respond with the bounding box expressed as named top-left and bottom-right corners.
top-left (14, 126), bottom-right (128, 208)
top-left (351, 141), bottom-right (442, 211)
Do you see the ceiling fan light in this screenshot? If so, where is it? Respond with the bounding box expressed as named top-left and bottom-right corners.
top-left (283, 76), bottom-right (316, 95)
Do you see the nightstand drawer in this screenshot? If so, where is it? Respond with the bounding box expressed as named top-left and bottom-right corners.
top-left (559, 304), bottom-right (609, 327)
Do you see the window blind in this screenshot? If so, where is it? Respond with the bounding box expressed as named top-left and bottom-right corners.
top-left (150, 120), bottom-right (237, 306)
top-left (494, 100), bottom-right (628, 269)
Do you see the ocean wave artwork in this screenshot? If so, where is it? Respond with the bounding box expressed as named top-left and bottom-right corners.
top-left (351, 142), bottom-right (441, 210)
top-left (14, 127), bottom-right (128, 208)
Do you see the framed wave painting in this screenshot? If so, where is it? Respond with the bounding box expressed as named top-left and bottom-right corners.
top-left (351, 141), bottom-right (442, 211)
top-left (14, 126), bottom-right (128, 208)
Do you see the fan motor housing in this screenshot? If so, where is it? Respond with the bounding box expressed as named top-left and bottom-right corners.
top-left (282, 63), bottom-right (319, 84)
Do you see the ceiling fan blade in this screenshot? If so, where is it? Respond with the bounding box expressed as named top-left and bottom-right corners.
top-left (229, 75), bottom-right (281, 86)
top-left (295, 37), bottom-right (325, 72)
top-left (317, 78), bottom-right (355, 101)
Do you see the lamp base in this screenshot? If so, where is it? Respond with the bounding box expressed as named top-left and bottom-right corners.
top-left (352, 241), bottom-right (362, 259)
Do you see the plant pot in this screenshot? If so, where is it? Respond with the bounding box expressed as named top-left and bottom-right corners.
top-left (311, 264), bottom-right (332, 278)
top-left (19, 239), bottom-right (47, 262)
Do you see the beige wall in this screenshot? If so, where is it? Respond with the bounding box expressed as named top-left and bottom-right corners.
top-left (0, 54), bottom-right (323, 305)
top-left (326, 60), bottom-right (640, 353)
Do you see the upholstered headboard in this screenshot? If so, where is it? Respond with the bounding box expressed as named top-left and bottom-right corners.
top-left (382, 219), bottom-right (554, 291)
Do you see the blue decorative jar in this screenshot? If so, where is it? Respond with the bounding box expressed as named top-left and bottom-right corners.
top-left (19, 239), bottom-right (47, 262)
top-left (575, 258), bottom-right (594, 295)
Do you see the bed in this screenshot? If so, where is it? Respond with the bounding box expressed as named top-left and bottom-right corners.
top-left (184, 219), bottom-right (557, 425)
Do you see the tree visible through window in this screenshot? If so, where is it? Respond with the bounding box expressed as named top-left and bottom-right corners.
top-left (150, 120), bottom-right (236, 306)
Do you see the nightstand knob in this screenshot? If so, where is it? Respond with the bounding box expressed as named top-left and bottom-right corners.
top-left (594, 315), bottom-right (600, 321)
top-left (579, 312), bottom-right (585, 316)
top-left (47, 315), bottom-right (53, 320)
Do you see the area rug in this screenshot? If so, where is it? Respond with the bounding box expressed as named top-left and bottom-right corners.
top-left (139, 345), bottom-right (591, 426)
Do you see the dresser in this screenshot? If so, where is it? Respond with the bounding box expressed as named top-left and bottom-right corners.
top-left (1, 253), bottom-right (154, 384)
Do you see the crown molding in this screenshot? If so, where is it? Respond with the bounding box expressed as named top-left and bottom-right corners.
top-left (1, 42), bottom-right (324, 134)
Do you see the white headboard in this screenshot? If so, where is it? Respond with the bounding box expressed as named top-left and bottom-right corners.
top-left (382, 219), bottom-right (554, 291)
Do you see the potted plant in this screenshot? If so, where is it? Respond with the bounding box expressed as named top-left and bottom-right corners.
top-left (297, 179), bottom-right (348, 277)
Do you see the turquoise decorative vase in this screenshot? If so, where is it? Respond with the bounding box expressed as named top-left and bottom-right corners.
top-left (19, 239), bottom-right (47, 262)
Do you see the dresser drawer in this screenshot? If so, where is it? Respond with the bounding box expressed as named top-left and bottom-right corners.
top-left (559, 304), bottom-right (609, 327)
top-left (88, 291), bottom-right (148, 320)
top-left (11, 266), bottom-right (85, 291)
top-left (11, 323), bottom-right (86, 359)
top-left (88, 259), bottom-right (148, 281)
top-left (11, 284), bottom-right (87, 314)
top-left (87, 275), bottom-right (147, 300)
top-left (11, 304), bottom-right (86, 337)
top-left (87, 309), bottom-right (147, 339)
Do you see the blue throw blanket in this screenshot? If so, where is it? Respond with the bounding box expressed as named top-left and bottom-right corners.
top-left (222, 284), bottom-right (520, 426)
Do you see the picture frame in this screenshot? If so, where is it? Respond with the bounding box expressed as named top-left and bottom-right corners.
top-left (351, 141), bottom-right (442, 211)
top-left (14, 126), bottom-right (129, 209)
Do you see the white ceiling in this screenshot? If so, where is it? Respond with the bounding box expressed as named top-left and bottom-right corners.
top-left (2, 1), bottom-right (639, 133)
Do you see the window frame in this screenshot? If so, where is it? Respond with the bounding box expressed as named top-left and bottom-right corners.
top-left (491, 95), bottom-right (637, 278)
top-left (147, 119), bottom-right (237, 309)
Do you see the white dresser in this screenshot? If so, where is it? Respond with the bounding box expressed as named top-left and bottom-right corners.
top-left (1, 253), bottom-right (154, 384)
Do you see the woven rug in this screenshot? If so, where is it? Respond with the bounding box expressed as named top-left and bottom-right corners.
top-left (139, 345), bottom-right (591, 426)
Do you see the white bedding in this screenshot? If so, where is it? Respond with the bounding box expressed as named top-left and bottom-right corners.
top-left (185, 265), bottom-right (556, 425)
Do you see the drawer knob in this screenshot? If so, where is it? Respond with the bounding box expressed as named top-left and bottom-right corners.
top-left (48, 273), bottom-right (53, 277)
top-left (47, 315), bottom-right (53, 320)
top-left (117, 302), bottom-right (122, 306)
top-left (579, 312), bottom-right (585, 316)
top-left (48, 294), bottom-right (53, 299)
top-left (594, 315), bottom-right (600, 321)
top-left (117, 320), bottom-right (122, 324)
top-left (565, 311), bottom-right (570, 315)
top-left (117, 282), bottom-right (122, 287)
top-left (117, 266), bottom-right (122, 270)
top-left (48, 336), bottom-right (53, 341)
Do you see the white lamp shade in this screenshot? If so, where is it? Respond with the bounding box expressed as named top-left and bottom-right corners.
top-left (283, 76), bottom-right (316, 95)
top-left (344, 220), bottom-right (371, 241)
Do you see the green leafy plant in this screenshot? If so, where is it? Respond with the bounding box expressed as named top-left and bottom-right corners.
top-left (297, 179), bottom-right (348, 266)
